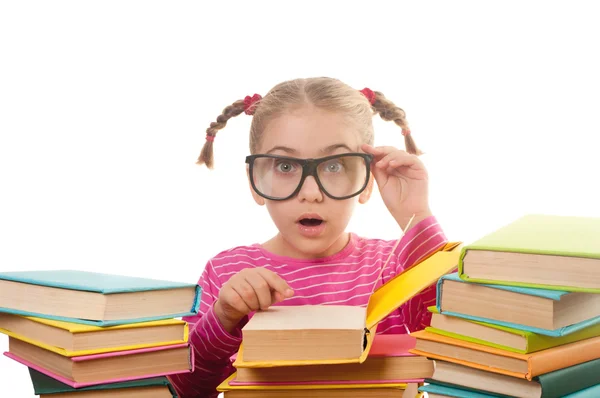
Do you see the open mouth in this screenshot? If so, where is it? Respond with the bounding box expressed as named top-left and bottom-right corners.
top-left (299, 218), bottom-right (323, 227)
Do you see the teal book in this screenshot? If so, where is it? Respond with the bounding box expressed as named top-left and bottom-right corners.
top-left (537, 357), bottom-right (600, 397)
top-left (419, 382), bottom-right (506, 398)
top-left (428, 357), bottom-right (600, 398)
top-left (420, 383), bottom-right (600, 398)
top-left (29, 367), bottom-right (178, 396)
top-left (564, 384), bottom-right (600, 398)
top-left (0, 270), bottom-right (201, 326)
top-left (457, 214), bottom-right (600, 292)
top-left (436, 272), bottom-right (600, 337)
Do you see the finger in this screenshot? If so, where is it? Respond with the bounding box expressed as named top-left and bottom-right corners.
top-left (361, 143), bottom-right (383, 155)
top-left (272, 291), bottom-right (285, 303)
top-left (245, 272), bottom-right (274, 310)
top-left (362, 144), bottom-right (402, 156)
top-left (220, 286), bottom-right (252, 315)
top-left (375, 153), bottom-right (400, 169)
top-left (377, 151), bottom-right (419, 169)
top-left (257, 268), bottom-right (294, 298)
top-left (231, 279), bottom-right (261, 312)
top-left (362, 144), bottom-right (408, 165)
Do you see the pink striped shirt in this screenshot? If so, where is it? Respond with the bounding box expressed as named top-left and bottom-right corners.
top-left (169, 216), bottom-right (447, 397)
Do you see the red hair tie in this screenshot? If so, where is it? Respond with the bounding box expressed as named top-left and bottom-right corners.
top-left (206, 134), bottom-right (215, 142)
top-left (402, 129), bottom-right (411, 137)
top-left (359, 88), bottom-right (376, 104)
top-left (243, 94), bottom-right (262, 115)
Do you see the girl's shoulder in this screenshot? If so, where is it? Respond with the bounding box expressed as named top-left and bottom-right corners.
top-left (351, 233), bottom-right (399, 252)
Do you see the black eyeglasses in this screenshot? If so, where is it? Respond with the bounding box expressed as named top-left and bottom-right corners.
top-left (245, 153), bottom-right (373, 201)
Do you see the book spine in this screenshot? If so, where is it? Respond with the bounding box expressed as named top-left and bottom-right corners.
top-left (424, 327), bottom-right (527, 354)
top-left (538, 357), bottom-right (600, 397)
top-left (529, 335), bottom-right (600, 378)
top-left (527, 321), bottom-right (600, 353)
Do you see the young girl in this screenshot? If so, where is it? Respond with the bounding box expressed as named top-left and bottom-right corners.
top-left (169, 77), bottom-right (448, 397)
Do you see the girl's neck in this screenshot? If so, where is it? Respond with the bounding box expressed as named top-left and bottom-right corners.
top-left (261, 232), bottom-right (352, 260)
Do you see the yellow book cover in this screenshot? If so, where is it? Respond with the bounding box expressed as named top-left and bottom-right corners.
top-left (216, 373), bottom-right (408, 391)
top-left (233, 241), bottom-right (462, 368)
top-left (0, 314), bottom-right (188, 356)
top-left (20, 315), bottom-right (185, 333)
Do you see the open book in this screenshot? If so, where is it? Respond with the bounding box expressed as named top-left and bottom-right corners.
top-left (234, 241), bottom-right (462, 367)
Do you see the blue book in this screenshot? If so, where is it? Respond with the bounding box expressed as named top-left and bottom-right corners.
top-left (436, 273), bottom-right (600, 337)
top-left (0, 270), bottom-right (201, 326)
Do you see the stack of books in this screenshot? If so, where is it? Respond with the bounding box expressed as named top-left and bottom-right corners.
top-left (0, 270), bottom-right (202, 397)
top-left (407, 214), bottom-right (600, 397)
top-left (216, 241), bottom-right (464, 397)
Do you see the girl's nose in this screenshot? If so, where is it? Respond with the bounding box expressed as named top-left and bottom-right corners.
top-left (297, 176), bottom-right (323, 202)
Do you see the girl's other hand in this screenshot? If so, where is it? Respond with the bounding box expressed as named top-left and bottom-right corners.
top-left (361, 143), bottom-right (431, 229)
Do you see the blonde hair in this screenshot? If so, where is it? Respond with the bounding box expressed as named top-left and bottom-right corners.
top-left (197, 77), bottom-right (421, 168)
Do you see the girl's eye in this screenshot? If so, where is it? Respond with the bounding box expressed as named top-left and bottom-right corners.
top-left (324, 161), bottom-right (343, 172)
top-left (275, 161), bottom-right (296, 173)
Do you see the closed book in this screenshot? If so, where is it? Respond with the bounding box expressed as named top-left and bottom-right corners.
top-left (458, 214), bottom-right (600, 292)
top-left (29, 368), bottom-right (178, 397)
top-left (435, 273), bottom-right (600, 336)
top-left (0, 313), bottom-right (188, 356)
top-left (0, 270), bottom-right (201, 326)
top-left (427, 306), bottom-right (600, 353)
top-left (419, 382), bottom-right (509, 398)
top-left (217, 372), bottom-right (419, 398)
top-left (4, 337), bottom-right (193, 388)
top-left (409, 330), bottom-right (600, 380)
top-left (231, 334), bottom-right (433, 385)
top-left (429, 358), bottom-right (600, 398)
top-left (420, 381), bottom-right (600, 398)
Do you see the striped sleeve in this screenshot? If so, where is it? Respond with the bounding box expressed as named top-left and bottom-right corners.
top-left (395, 215), bottom-right (448, 332)
top-left (169, 260), bottom-right (243, 398)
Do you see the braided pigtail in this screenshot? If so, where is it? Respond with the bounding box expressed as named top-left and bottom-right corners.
top-left (197, 94), bottom-right (262, 169)
top-left (360, 88), bottom-right (422, 155)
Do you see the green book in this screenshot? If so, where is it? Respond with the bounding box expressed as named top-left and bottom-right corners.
top-left (426, 306), bottom-right (600, 353)
top-left (458, 214), bottom-right (600, 292)
top-left (28, 368), bottom-right (178, 396)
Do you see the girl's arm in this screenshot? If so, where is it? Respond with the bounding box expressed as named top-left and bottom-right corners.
top-left (395, 215), bottom-right (449, 332)
top-left (168, 261), bottom-right (244, 398)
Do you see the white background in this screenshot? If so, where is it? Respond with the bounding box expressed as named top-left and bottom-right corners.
top-left (1, 1), bottom-right (599, 396)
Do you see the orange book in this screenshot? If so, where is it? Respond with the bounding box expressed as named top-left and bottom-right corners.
top-left (409, 330), bottom-right (600, 380)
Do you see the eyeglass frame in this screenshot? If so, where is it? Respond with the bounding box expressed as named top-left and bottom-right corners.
top-left (245, 152), bottom-right (374, 201)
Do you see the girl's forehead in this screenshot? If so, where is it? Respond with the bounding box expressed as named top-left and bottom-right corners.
top-left (259, 107), bottom-right (363, 156)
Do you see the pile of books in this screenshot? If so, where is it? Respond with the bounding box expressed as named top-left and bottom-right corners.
top-left (216, 241), bottom-right (464, 397)
top-left (408, 214), bottom-right (600, 397)
top-left (0, 270), bottom-right (201, 397)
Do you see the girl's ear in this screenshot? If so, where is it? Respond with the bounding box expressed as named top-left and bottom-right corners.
top-left (247, 165), bottom-right (266, 206)
top-left (358, 172), bottom-right (375, 204)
